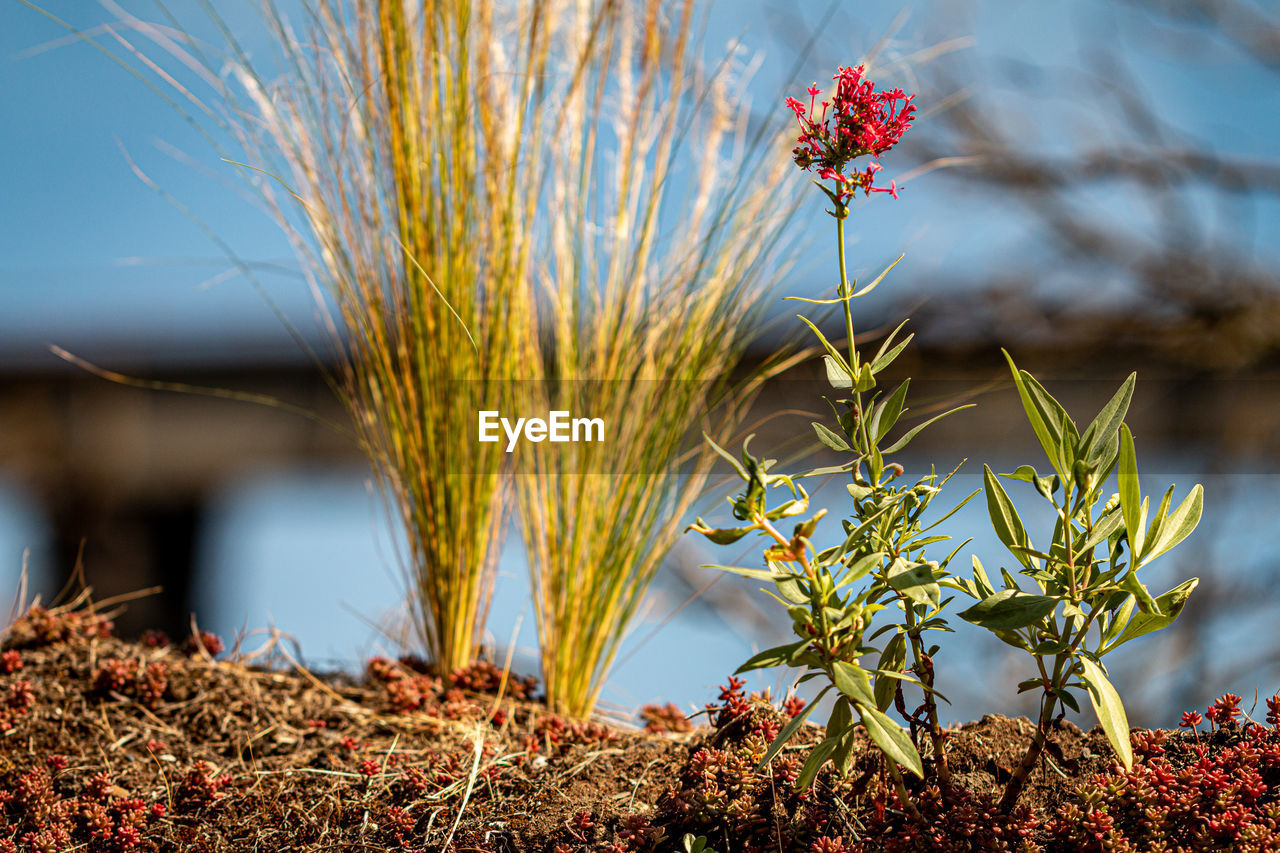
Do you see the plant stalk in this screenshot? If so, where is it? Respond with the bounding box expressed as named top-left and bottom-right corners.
top-left (999, 689), bottom-right (1058, 813)
top-left (885, 757), bottom-right (925, 824)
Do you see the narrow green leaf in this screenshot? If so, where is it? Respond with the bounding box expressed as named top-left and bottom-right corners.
top-left (831, 661), bottom-right (876, 707)
top-left (704, 564), bottom-right (785, 583)
top-left (1106, 578), bottom-right (1199, 651)
top-left (1142, 486), bottom-right (1176, 562)
top-left (870, 334), bottom-right (914, 375)
top-left (871, 318), bottom-right (911, 368)
top-left (798, 314), bottom-right (851, 378)
top-left (1078, 657), bottom-right (1133, 771)
top-left (1142, 485), bottom-right (1203, 564)
top-left (1078, 508), bottom-right (1125, 554)
top-left (1001, 465), bottom-right (1042, 484)
top-left (1080, 373), bottom-right (1136, 463)
top-left (852, 254), bottom-right (904, 299)
top-left (1118, 424), bottom-right (1144, 562)
top-left (703, 433), bottom-right (748, 479)
top-left (757, 685), bottom-right (830, 770)
top-left (971, 555), bottom-right (995, 598)
top-left (855, 703), bottom-right (924, 778)
top-left (688, 519), bottom-right (754, 545)
top-left (1052, 688), bottom-right (1082, 714)
top-left (882, 404), bottom-right (976, 455)
top-left (886, 558), bottom-right (941, 607)
top-left (1002, 350), bottom-right (1066, 481)
top-left (874, 380), bottom-right (911, 443)
top-left (824, 355), bottom-right (853, 389)
top-left (1100, 593), bottom-right (1136, 647)
top-left (957, 588), bottom-right (1058, 630)
top-left (734, 640), bottom-right (811, 674)
top-left (831, 722), bottom-right (860, 775)
top-left (1120, 570), bottom-right (1159, 614)
top-left (874, 633), bottom-right (907, 712)
top-left (983, 464), bottom-right (1037, 571)
top-left (835, 551), bottom-right (884, 589)
top-left (827, 696), bottom-right (853, 737)
top-left (795, 736), bottom-right (838, 789)
top-left (813, 421), bottom-right (852, 452)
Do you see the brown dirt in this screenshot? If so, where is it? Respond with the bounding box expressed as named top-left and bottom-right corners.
top-left (941, 714), bottom-right (1115, 815)
top-left (0, 601), bottom-right (1203, 852)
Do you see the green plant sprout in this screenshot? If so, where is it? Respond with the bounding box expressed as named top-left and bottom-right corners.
top-left (953, 353), bottom-right (1203, 810)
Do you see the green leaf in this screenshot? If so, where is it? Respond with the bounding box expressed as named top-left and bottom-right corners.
top-left (1106, 578), bottom-right (1199, 651)
top-left (688, 519), bottom-right (755, 545)
top-left (957, 588), bottom-right (1058, 630)
top-left (794, 736), bottom-right (838, 790)
top-left (1003, 351), bottom-right (1070, 481)
top-left (873, 380), bottom-right (911, 443)
top-left (774, 575), bottom-right (809, 605)
top-left (881, 405), bottom-right (975, 455)
top-left (983, 465), bottom-right (1037, 571)
top-left (835, 551), bottom-right (884, 589)
top-left (830, 721), bottom-right (860, 775)
top-left (852, 254), bottom-right (904, 299)
top-left (886, 558), bottom-right (940, 607)
top-left (1079, 373), bottom-right (1136, 463)
top-left (855, 703), bottom-right (924, 778)
top-left (735, 640), bottom-right (811, 674)
top-left (831, 661), bottom-right (876, 707)
top-left (1100, 593), bottom-right (1136, 647)
top-left (813, 421), bottom-right (852, 452)
top-left (704, 564), bottom-right (786, 583)
top-left (854, 363), bottom-right (877, 393)
top-left (1078, 657), bottom-right (1133, 771)
top-left (797, 314), bottom-right (852, 380)
top-left (757, 685), bottom-right (830, 770)
top-left (871, 318), bottom-right (912, 371)
top-left (1119, 570), bottom-right (1159, 615)
top-left (703, 433), bottom-right (748, 479)
top-left (823, 355), bottom-right (852, 389)
top-left (1118, 424), bottom-right (1144, 562)
top-left (1142, 485), bottom-right (1203, 564)
top-left (970, 555), bottom-right (995, 598)
top-left (1078, 508), bottom-right (1125, 555)
top-left (1052, 687), bottom-right (1082, 714)
top-left (874, 633), bottom-right (907, 712)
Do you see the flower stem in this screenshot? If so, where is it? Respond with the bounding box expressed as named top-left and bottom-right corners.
top-left (834, 197), bottom-right (857, 371)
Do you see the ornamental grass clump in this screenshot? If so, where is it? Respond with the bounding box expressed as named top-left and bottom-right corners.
top-left (63, 0), bottom-right (798, 713)
top-left (219, 0), bottom-right (546, 677)
top-left (691, 63), bottom-right (1205, 817)
top-left (514, 0), bottom-right (799, 717)
top-left (59, 0), bottom-right (552, 677)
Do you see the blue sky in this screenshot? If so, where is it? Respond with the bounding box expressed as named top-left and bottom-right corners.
top-left (5, 1), bottom-right (1278, 367)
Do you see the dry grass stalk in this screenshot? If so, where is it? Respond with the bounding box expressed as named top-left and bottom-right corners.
top-left (513, 0), bottom-right (799, 717)
top-left (209, 0), bottom-right (564, 676)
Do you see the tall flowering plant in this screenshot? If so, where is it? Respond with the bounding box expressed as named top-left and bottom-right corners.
top-left (691, 67), bottom-right (968, 817)
top-left (691, 65), bottom-right (1204, 816)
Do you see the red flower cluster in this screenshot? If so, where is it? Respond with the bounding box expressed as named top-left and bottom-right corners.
top-left (785, 65), bottom-right (916, 201)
